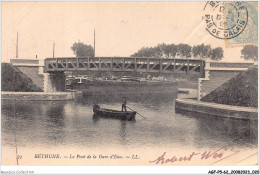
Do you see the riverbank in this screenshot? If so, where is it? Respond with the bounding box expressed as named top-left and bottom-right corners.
top-left (1, 91), bottom-right (82, 101)
top-left (175, 67), bottom-right (258, 120)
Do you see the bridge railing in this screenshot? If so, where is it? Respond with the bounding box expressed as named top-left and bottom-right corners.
top-left (44, 57), bottom-right (205, 76)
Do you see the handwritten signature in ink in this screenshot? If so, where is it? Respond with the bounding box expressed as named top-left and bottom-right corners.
top-left (149, 146), bottom-right (240, 165)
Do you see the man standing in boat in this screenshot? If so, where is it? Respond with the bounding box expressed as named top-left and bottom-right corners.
top-left (122, 97), bottom-right (127, 112)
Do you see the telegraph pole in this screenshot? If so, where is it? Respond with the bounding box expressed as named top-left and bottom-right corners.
top-left (94, 29), bottom-right (95, 57)
top-left (53, 42), bottom-right (55, 58)
top-left (16, 32), bottom-right (18, 58)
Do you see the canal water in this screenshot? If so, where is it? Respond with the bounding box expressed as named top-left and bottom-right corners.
top-left (1, 90), bottom-right (258, 165)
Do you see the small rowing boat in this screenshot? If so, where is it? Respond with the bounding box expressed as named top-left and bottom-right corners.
top-left (93, 104), bottom-right (136, 121)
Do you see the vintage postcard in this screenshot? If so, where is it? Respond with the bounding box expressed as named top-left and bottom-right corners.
top-left (1, 0), bottom-right (259, 173)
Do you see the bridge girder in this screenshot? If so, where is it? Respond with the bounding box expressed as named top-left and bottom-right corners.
top-left (44, 57), bottom-right (205, 76)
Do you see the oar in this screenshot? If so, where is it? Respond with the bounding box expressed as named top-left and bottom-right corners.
top-left (126, 106), bottom-right (147, 119)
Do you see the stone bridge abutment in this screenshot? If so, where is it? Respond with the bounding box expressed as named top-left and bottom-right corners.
top-left (198, 61), bottom-right (255, 100)
top-left (10, 59), bottom-right (65, 92)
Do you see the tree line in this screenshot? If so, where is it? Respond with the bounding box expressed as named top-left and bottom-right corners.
top-left (70, 41), bottom-right (257, 62)
top-left (241, 45), bottom-right (258, 61)
top-left (71, 42), bottom-right (94, 57)
top-left (130, 43), bottom-right (224, 61)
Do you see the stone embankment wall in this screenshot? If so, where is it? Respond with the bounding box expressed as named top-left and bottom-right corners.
top-left (1, 91), bottom-right (82, 101)
top-left (175, 99), bottom-right (257, 120)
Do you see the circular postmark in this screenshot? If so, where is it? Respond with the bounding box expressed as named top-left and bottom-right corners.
top-left (203, 1), bottom-right (248, 39)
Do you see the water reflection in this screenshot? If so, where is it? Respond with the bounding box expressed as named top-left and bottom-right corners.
top-left (1, 90), bottom-right (258, 150)
top-left (176, 110), bottom-right (258, 148)
top-left (91, 114), bottom-right (134, 145)
top-left (82, 91), bottom-right (177, 106)
top-left (92, 114), bottom-right (99, 125)
top-left (45, 102), bottom-right (65, 128)
top-left (2, 100), bottom-right (68, 146)
top-left (119, 120), bottom-right (127, 144)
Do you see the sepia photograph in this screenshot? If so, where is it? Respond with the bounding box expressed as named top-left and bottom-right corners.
top-left (1, 0), bottom-right (259, 173)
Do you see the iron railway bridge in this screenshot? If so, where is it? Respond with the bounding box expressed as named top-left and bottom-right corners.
top-left (44, 57), bottom-right (205, 76)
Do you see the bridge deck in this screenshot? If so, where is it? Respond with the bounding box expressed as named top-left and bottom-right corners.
top-left (44, 57), bottom-right (205, 76)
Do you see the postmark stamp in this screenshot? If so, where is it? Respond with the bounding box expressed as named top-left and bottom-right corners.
top-left (225, 1), bottom-right (258, 47)
top-left (203, 1), bottom-right (248, 40)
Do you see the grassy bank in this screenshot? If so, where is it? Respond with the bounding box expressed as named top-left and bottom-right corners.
top-left (201, 68), bottom-right (258, 108)
top-left (1, 63), bottom-right (42, 92)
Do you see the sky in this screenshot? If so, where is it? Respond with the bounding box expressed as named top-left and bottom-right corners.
top-left (1, 1), bottom-right (257, 63)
